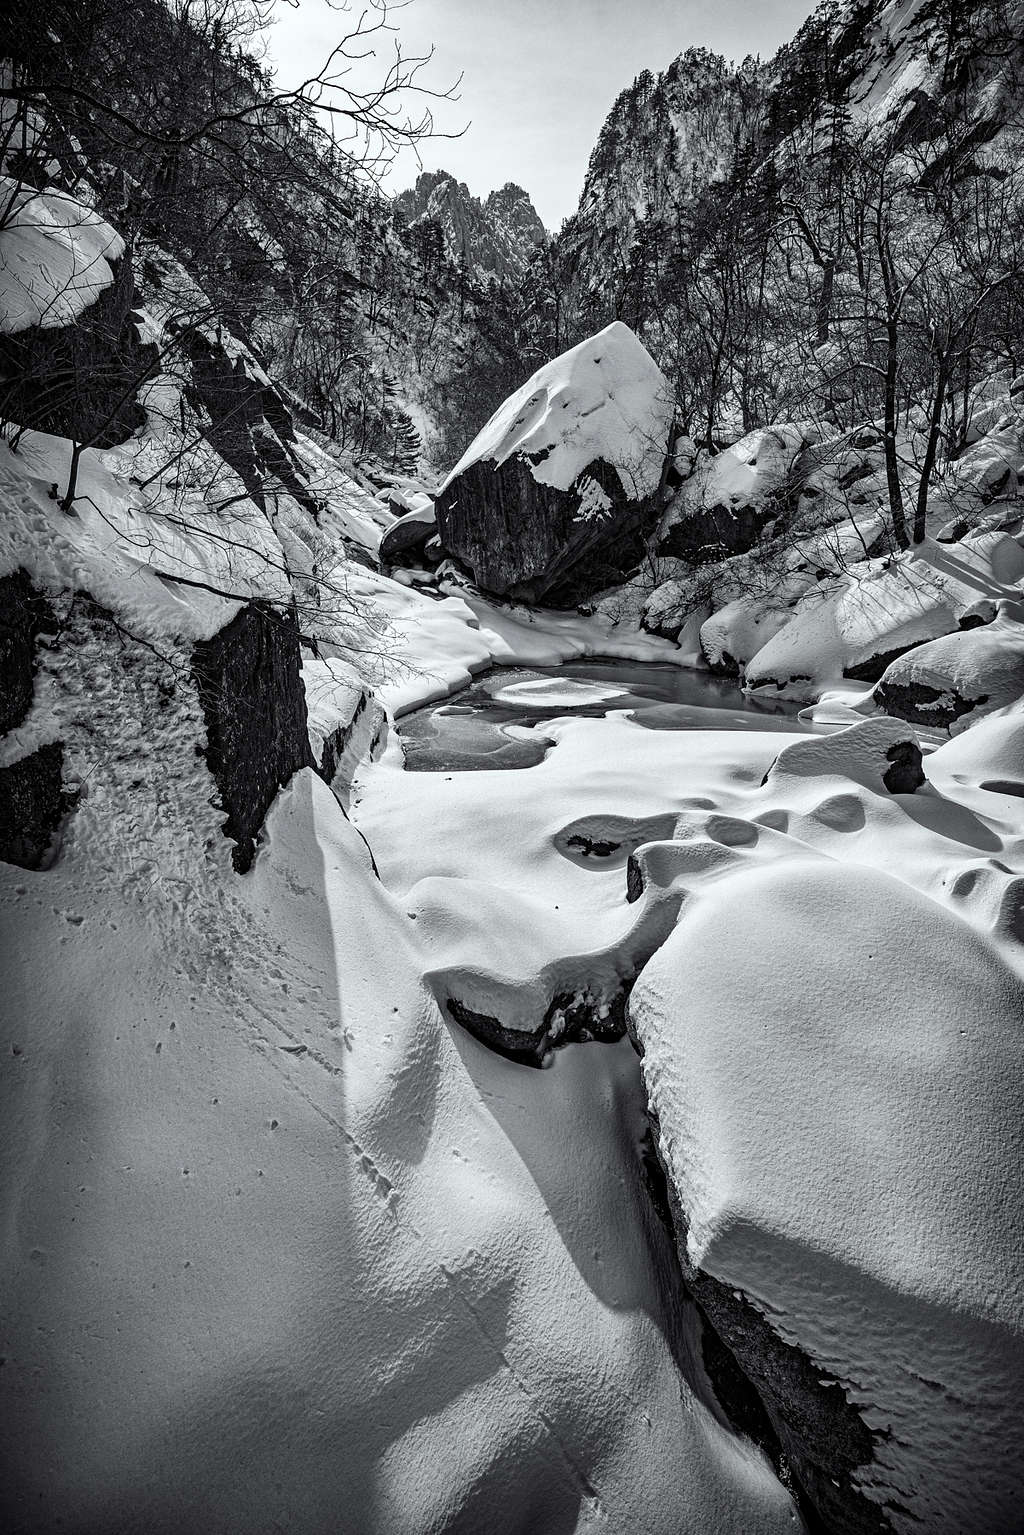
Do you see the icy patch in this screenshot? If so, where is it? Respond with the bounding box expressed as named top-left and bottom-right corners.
top-left (488, 677), bottom-right (625, 708)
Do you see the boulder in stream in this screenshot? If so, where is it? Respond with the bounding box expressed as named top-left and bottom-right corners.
top-left (434, 322), bottom-right (674, 607)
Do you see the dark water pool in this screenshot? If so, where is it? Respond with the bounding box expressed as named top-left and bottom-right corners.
top-left (398, 659), bottom-right (808, 771)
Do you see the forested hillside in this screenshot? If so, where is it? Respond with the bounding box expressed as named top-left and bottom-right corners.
top-left (2, 0), bottom-right (539, 476)
top-left (541, 0), bottom-right (1024, 542)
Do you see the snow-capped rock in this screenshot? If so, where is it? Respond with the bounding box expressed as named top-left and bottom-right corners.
top-left (657, 424), bottom-right (818, 564)
top-left (0, 177), bottom-right (124, 333)
top-left (875, 597), bottom-right (1024, 731)
top-left (630, 803), bottom-right (1024, 1533)
top-left (302, 654), bottom-right (387, 808)
top-left (435, 321), bottom-right (675, 606)
top-left (378, 500), bottom-right (437, 567)
top-left (742, 533), bottom-right (1024, 701)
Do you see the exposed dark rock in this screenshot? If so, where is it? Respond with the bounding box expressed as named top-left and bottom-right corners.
top-left (446, 995), bottom-right (550, 1067)
top-left (564, 833), bottom-right (621, 858)
top-left (192, 602), bottom-right (314, 872)
top-left (0, 571), bottom-right (58, 734)
top-left (657, 497), bottom-right (770, 566)
top-left (703, 644), bottom-right (740, 677)
top-left (436, 454), bottom-right (658, 607)
top-left (882, 740), bottom-right (926, 794)
top-left (0, 743), bottom-right (70, 869)
top-left (875, 679), bottom-right (984, 729)
top-left (446, 984), bottom-right (628, 1068)
top-left (640, 1106), bottom-right (889, 1535)
top-left (0, 249), bottom-right (158, 446)
top-left (843, 642), bottom-right (922, 684)
top-left (692, 1263), bottom-right (889, 1535)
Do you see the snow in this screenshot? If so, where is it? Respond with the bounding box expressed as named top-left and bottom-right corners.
top-left (301, 654), bottom-right (386, 804)
top-left (743, 533), bottom-right (1024, 699)
top-left (0, 615), bottom-right (799, 1534)
top-left (631, 830), bottom-right (1024, 1532)
top-left (0, 431), bottom-right (288, 641)
top-left (877, 597), bottom-right (1024, 728)
top-left (440, 321), bottom-right (674, 501)
top-left (488, 676), bottom-right (625, 708)
top-left (0, 177), bottom-right (125, 333)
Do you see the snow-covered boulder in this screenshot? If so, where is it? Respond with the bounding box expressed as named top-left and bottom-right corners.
top-left (743, 533), bottom-right (1024, 701)
top-left (0, 177), bottom-right (124, 334)
top-left (927, 706), bottom-right (1024, 794)
top-left (378, 499), bottom-right (437, 567)
top-left (435, 321), bottom-right (674, 607)
top-left (630, 823), bottom-right (1024, 1534)
top-left (699, 581), bottom-right (810, 675)
top-left (656, 423), bottom-right (817, 564)
top-left (0, 181), bottom-right (156, 448)
top-left (875, 598), bottom-right (1024, 731)
top-left (761, 716), bottom-right (925, 795)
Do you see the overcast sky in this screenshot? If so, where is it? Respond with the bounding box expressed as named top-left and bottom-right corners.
top-left (268, 0), bottom-right (816, 229)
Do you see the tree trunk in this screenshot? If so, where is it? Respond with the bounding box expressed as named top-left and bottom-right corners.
top-left (915, 353), bottom-right (951, 544)
top-left (884, 313), bottom-right (908, 549)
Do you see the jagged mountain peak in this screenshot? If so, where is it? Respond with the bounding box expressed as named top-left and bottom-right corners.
top-left (395, 167), bottom-right (546, 283)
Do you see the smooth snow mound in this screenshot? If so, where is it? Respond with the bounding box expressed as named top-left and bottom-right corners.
top-left (440, 321), bottom-right (673, 500)
top-left (632, 834), bottom-right (1024, 1534)
top-left (0, 177), bottom-right (124, 333)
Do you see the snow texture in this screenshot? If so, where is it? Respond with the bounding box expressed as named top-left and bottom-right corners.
top-left (630, 745), bottom-right (1024, 1531)
top-left (0, 177), bottom-right (124, 333)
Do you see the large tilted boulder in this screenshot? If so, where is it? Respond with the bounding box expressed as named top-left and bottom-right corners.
top-left (192, 601), bottom-right (315, 872)
top-left (434, 321), bottom-right (674, 607)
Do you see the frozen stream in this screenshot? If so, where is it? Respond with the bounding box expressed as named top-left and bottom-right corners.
top-left (398, 657), bottom-right (810, 770)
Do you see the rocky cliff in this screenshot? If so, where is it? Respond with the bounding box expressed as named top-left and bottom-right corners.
top-left (395, 169), bottom-right (546, 284)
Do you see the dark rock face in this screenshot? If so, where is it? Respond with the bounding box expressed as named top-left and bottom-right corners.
top-left (0, 250), bottom-right (157, 446)
top-left (0, 743), bottom-right (70, 870)
top-left (640, 1107), bottom-right (889, 1535)
top-left (0, 571), bottom-right (57, 734)
top-left (657, 497), bottom-right (769, 565)
top-left (446, 985), bottom-right (627, 1068)
top-left (0, 573), bottom-right (69, 869)
top-left (192, 602), bottom-right (314, 872)
top-left (691, 1262), bottom-right (889, 1535)
top-left (882, 740), bottom-right (926, 794)
top-left (435, 455), bottom-right (657, 607)
top-left (875, 678), bottom-right (984, 729)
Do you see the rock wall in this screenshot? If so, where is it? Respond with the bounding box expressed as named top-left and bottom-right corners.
top-left (0, 571), bottom-right (69, 869)
top-left (192, 601), bottom-right (314, 872)
top-left (0, 250), bottom-right (158, 447)
top-left (436, 455), bottom-right (658, 607)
